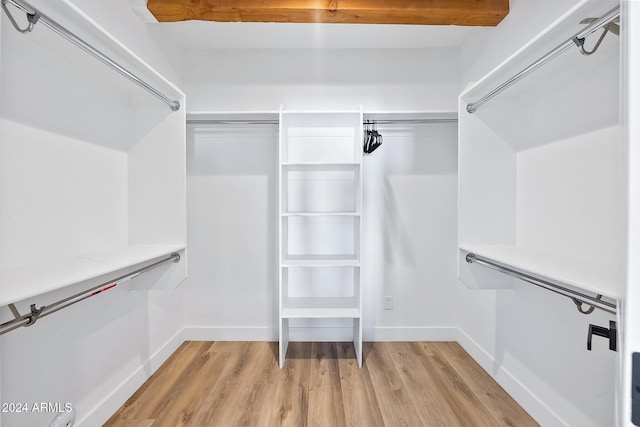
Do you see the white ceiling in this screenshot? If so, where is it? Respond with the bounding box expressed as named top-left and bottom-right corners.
top-left (147, 20), bottom-right (490, 50)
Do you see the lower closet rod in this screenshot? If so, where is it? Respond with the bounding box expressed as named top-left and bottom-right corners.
top-left (465, 253), bottom-right (617, 315)
top-left (0, 253), bottom-right (181, 336)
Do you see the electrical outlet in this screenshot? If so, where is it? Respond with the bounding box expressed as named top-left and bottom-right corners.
top-left (384, 296), bottom-right (393, 310)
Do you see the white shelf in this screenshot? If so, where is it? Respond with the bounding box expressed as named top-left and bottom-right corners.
top-left (282, 162), bottom-right (361, 169)
top-left (283, 298), bottom-right (360, 318)
top-left (282, 164), bottom-right (360, 214)
top-left (0, 245), bottom-right (185, 306)
top-left (283, 256), bottom-right (360, 268)
top-left (459, 244), bottom-right (619, 299)
top-left (282, 212), bottom-right (360, 217)
top-left (459, 0), bottom-right (619, 151)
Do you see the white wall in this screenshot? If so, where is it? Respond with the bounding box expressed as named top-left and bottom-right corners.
top-left (362, 124), bottom-right (460, 340)
top-left (458, 1), bottom-right (618, 426)
top-left (185, 125), bottom-right (279, 340)
top-left (183, 48), bottom-right (460, 112)
top-left (184, 121), bottom-right (460, 342)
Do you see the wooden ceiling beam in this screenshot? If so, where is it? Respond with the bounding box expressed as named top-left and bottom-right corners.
top-left (147, 0), bottom-right (509, 26)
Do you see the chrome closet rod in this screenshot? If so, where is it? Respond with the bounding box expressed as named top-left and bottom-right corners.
top-left (465, 253), bottom-right (617, 315)
top-left (187, 119), bottom-right (280, 125)
top-left (0, 253), bottom-right (181, 336)
top-left (186, 118), bottom-right (458, 125)
top-left (466, 5), bottom-right (620, 114)
top-left (2, 0), bottom-right (181, 111)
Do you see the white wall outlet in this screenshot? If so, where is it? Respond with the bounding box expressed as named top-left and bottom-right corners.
top-left (384, 296), bottom-right (393, 310)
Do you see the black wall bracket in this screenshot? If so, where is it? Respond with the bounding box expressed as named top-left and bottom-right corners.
top-left (587, 320), bottom-right (617, 352)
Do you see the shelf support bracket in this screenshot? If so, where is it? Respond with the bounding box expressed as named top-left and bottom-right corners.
top-left (25, 303), bottom-right (45, 326)
top-left (574, 16), bottom-right (620, 56)
top-left (571, 294), bottom-right (603, 315)
top-left (1, 0), bottom-right (40, 33)
top-left (8, 303), bottom-right (21, 320)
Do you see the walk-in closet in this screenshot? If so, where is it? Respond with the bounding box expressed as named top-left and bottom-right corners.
top-left (1, 0), bottom-right (639, 426)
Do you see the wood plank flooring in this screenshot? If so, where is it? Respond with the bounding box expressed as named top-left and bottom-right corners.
top-left (105, 341), bottom-right (538, 427)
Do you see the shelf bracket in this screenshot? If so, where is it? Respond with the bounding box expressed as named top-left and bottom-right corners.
top-left (573, 16), bottom-right (620, 56)
top-left (25, 303), bottom-right (45, 326)
top-left (1, 0), bottom-right (40, 33)
top-left (571, 294), bottom-right (603, 315)
top-left (8, 303), bottom-right (21, 320)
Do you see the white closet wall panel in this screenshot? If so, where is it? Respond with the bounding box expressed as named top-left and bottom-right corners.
top-left (184, 126), bottom-right (277, 336)
top-left (517, 126), bottom-right (622, 271)
top-left (363, 123), bottom-right (460, 337)
top-left (128, 104), bottom-right (187, 246)
top-left (0, 119), bottom-right (128, 269)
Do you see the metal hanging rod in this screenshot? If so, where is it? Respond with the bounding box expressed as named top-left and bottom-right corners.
top-left (187, 119), bottom-right (280, 125)
top-left (1, 0), bottom-right (181, 111)
top-left (186, 118), bottom-right (458, 125)
top-left (466, 5), bottom-right (620, 114)
top-left (364, 118), bottom-right (458, 125)
top-left (465, 253), bottom-right (617, 315)
top-left (0, 253), bottom-right (181, 336)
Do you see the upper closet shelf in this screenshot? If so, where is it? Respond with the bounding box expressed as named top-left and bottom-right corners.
top-left (186, 111), bottom-right (279, 124)
top-left (459, 0), bottom-right (620, 150)
top-left (2, 0), bottom-right (184, 108)
top-left (281, 162), bottom-right (361, 168)
top-left (462, 0), bottom-right (619, 106)
top-left (0, 245), bottom-right (185, 306)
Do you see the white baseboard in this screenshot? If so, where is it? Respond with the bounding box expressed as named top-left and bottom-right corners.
top-left (364, 326), bottom-right (459, 341)
top-left (455, 329), bottom-right (565, 427)
top-left (184, 326), bottom-right (277, 341)
top-left (76, 329), bottom-right (184, 427)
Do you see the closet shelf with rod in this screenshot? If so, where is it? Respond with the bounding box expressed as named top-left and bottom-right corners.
top-left (1, 0), bottom-right (181, 111)
top-left (0, 248), bottom-right (182, 336)
top-left (463, 247), bottom-right (617, 315)
top-left (457, 0), bottom-right (622, 318)
top-left (186, 111), bottom-right (458, 126)
top-left (465, 4), bottom-right (619, 113)
top-left (0, 245), bottom-right (185, 309)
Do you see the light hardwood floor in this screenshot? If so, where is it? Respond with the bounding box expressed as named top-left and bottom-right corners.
top-left (105, 341), bottom-right (538, 427)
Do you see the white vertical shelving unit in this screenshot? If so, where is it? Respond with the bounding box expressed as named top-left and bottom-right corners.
top-left (278, 109), bottom-right (363, 368)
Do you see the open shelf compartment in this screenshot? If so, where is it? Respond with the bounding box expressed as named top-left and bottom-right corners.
top-left (282, 216), bottom-right (361, 263)
top-left (282, 163), bottom-right (361, 214)
top-left (280, 111), bottom-right (362, 163)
